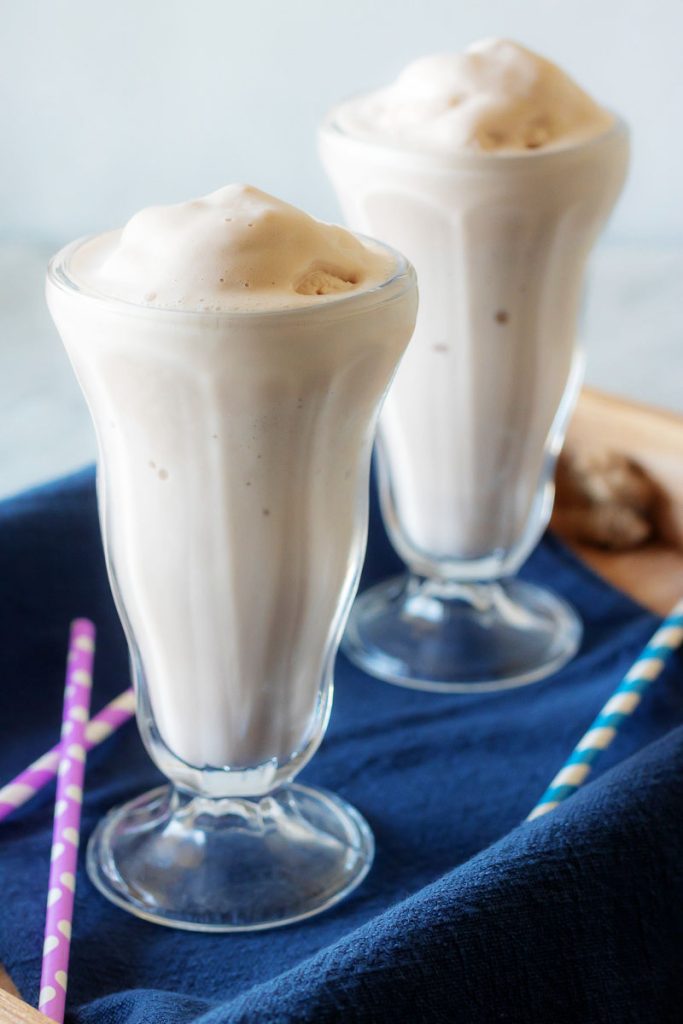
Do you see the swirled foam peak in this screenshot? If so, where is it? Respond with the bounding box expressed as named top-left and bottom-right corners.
top-left (71, 184), bottom-right (395, 310)
top-left (334, 39), bottom-right (614, 154)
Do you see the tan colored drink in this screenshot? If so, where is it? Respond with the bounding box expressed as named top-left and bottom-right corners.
top-left (321, 40), bottom-right (629, 691)
top-left (47, 184), bottom-right (417, 930)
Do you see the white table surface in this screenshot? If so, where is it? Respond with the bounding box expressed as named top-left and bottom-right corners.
top-left (1, 241), bottom-right (681, 502)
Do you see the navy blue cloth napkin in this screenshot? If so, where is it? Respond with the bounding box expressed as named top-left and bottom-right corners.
top-left (1, 468), bottom-right (682, 1023)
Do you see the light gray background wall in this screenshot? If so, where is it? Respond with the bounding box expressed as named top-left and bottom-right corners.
top-left (0, 0), bottom-right (681, 498)
top-left (1, 0), bottom-right (681, 244)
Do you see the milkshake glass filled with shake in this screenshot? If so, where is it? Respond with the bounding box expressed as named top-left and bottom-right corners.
top-left (47, 185), bottom-right (417, 930)
top-left (321, 39), bottom-right (629, 691)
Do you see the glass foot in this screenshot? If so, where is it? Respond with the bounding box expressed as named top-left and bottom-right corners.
top-left (87, 782), bottom-right (373, 932)
top-left (343, 574), bottom-right (582, 693)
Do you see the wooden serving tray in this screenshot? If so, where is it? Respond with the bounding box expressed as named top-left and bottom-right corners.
top-left (0, 988), bottom-right (45, 1024)
top-left (552, 388), bottom-right (683, 615)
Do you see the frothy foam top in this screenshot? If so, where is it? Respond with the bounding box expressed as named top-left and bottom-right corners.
top-left (333, 39), bottom-right (614, 154)
top-left (70, 184), bottom-right (396, 311)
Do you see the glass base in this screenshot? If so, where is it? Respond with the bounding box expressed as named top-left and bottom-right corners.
top-left (343, 574), bottom-right (582, 693)
top-left (87, 782), bottom-right (374, 932)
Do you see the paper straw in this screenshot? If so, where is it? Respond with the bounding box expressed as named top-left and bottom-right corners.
top-left (0, 689), bottom-right (135, 823)
top-left (38, 619), bottom-right (95, 1024)
top-left (528, 598), bottom-right (683, 821)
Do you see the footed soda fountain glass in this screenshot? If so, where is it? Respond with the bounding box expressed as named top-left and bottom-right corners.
top-left (46, 236), bottom-right (416, 931)
top-left (321, 115), bottom-right (629, 692)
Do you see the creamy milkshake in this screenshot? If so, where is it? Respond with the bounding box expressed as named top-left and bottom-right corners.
top-left (321, 39), bottom-right (629, 690)
top-left (47, 184), bottom-right (417, 929)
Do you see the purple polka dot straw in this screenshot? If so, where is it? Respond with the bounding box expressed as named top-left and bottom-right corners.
top-left (0, 689), bottom-right (134, 823)
top-left (38, 619), bottom-right (95, 1024)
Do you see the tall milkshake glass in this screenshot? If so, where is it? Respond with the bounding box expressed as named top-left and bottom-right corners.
top-left (47, 222), bottom-right (416, 930)
top-left (321, 103), bottom-right (628, 692)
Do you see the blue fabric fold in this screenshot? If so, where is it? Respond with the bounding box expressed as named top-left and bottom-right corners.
top-left (1, 468), bottom-right (682, 1023)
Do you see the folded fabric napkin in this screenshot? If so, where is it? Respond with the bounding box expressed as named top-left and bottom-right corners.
top-left (1, 469), bottom-right (682, 1023)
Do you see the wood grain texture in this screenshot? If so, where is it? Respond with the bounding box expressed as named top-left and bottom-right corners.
top-left (552, 388), bottom-right (683, 614)
top-left (0, 965), bottom-right (19, 999)
top-left (0, 987), bottom-right (54, 1023)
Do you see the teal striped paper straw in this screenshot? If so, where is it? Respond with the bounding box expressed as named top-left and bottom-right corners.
top-left (527, 598), bottom-right (683, 821)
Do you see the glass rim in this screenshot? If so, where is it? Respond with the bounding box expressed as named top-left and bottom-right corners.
top-left (320, 103), bottom-right (629, 169)
top-left (46, 231), bottom-right (416, 320)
